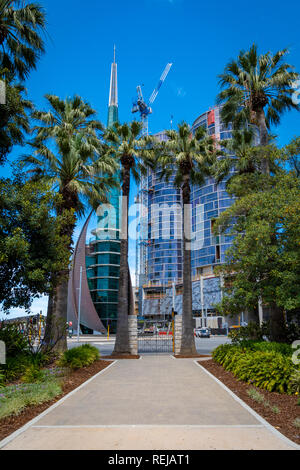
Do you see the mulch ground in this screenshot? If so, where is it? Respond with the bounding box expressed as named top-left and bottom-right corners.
top-left (200, 359), bottom-right (300, 445)
top-left (0, 359), bottom-right (112, 442)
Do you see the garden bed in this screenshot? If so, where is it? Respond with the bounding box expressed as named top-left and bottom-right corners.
top-left (0, 359), bottom-right (112, 442)
top-left (200, 359), bottom-right (300, 445)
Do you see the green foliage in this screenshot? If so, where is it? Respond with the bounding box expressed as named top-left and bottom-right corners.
top-left (0, 321), bottom-right (56, 383)
top-left (247, 387), bottom-right (265, 404)
top-left (289, 370), bottom-right (300, 395)
top-left (0, 69), bottom-right (33, 164)
top-left (0, 175), bottom-right (71, 311)
top-left (21, 364), bottom-right (44, 384)
top-left (2, 354), bottom-right (31, 382)
top-left (228, 322), bottom-right (269, 344)
top-left (213, 344), bottom-right (296, 394)
top-left (0, 376), bottom-right (62, 420)
top-left (0, 322), bottom-right (29, 357)
top-left (217, 44), bottom-right (299, 134)
top-left (0, 0), bottom-right (46, 81)
top-left (293, 418), bottom-right (300, 428)
top-left (215, 167), bottom-right (300, 341)
top-left (57, 344), bottom-right (100, 370)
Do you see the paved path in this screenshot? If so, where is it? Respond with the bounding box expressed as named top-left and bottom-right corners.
top-left (0, 356), bottom-right (297, 450)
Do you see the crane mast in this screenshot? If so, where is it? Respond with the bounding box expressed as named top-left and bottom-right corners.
top-left (132, 63), bottom-right (172, 305)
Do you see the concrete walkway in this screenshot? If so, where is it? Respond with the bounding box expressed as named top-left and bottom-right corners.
top-left (0, 356), bottom-right (298, 450)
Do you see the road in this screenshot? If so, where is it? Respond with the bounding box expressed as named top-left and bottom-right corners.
top-left (67, 335), bottom-right (231, 356)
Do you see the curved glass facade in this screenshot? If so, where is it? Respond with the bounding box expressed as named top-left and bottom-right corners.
top-left (191, 105), bottom-right (234, 275)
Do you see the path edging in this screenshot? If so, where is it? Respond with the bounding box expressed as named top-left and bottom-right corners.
top-left (194, 360), bottom-right (300, 450)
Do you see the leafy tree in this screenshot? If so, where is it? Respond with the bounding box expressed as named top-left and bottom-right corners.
top-left (0, 68), bottom-right (32, 163)
top-left (282, 136), bottom-right (300, 178)
top-left (0, 0), bottom-right (46, 80)
top-left (103, 121), bottom-right (153, 355)
top-left (157, 123), bottom-right (218, 355)
top-left (0, 174), bottom-right (70, 312)
top-left (23, 95), bottom-right (117, 351)
top-left (214, 169), bottom-right (300, 342)
top-left (217, 44), bottom-right (299, 173)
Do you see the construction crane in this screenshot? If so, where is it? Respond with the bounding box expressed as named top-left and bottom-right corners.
top-left (132, 63), bottom-right (172, 136)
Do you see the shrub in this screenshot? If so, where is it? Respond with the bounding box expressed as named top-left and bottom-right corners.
top-left (228, 322), bottom-right (269, 344)
top-left (0, 323), bottom-right (29, 358)
top-left (289, 370), bottom-right (300, 395)
top-left (2, 354), bottom-right (32, 382)
top-left (293, 418), bottom-right (300, 428)
top-left (243, 341), bottom-right (293, 356)
top-left (213, 344), bottom-right (296, 394)
top-left (21, 364), bottom-right (44, 384)
top-left (57, 344), bottom-right (100, 370)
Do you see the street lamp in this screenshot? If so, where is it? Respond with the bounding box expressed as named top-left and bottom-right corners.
top-left (76, 266), bottom-right (83, 344)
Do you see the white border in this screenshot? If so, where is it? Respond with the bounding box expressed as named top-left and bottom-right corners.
top-left (0, 360), bottom-right (118, 450)
top-left (194, 360), bottom-right (300, 450)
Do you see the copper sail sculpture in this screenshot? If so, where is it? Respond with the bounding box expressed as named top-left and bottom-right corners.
top-left (67, 212), bottom-right (106, 334)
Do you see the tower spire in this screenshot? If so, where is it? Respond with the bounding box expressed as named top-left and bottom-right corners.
top-left (108, 47), bottom-right (118, 108)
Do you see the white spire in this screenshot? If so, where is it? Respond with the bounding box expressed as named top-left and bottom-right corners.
top-left (109, 46), bottom-right (118, 107)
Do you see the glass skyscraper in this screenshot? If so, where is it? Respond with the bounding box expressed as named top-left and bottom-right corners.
top-left (141, 106), bottom-right (238, 321)
top-left (191, 105), bottom-right (235, 277)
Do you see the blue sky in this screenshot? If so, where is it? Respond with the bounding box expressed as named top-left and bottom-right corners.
top-left (2, 0), bottom-right (300, 318)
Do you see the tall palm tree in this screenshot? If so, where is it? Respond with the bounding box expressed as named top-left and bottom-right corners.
top-left (217, 44), bottom-right (299, 174)
top-left (157, 123), bottom-right (218, 355)
top-left (0, 68), bottom-right (32, 163)
top-left (0, 0), bottom-right (46, 80)
top-left (103, 121), bottom-right (153, 355)
top-left (23, 94), bottom-right (117, 351)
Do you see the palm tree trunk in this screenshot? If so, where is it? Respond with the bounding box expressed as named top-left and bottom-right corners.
top-left (256, 108), bottom-right (270, 175)
top-left (42, 270), bottom-right (69, 353)
top-left (113, 165), bottom-right (130, 354)
top-left (180, 176), bottom-right (197, 355)
top-left (42, 214), bottom-right (76, 353)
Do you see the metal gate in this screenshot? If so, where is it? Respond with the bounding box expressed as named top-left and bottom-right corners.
top-left (138, 320), bottom-right (174, 353)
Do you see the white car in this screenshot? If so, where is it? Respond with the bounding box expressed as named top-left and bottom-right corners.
top-left (195, 327), bottom-right (211, 338)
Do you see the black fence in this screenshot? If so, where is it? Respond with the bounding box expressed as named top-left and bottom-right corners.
top-left (138, 321), bottom-right (173, 353)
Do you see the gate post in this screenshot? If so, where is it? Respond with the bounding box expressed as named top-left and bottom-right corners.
top-left (174, 315), bottom-right (182, 355)
top-left (128, 315), bottom-right (138, 355)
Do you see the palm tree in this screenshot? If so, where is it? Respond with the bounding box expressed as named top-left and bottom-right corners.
top-left (157, 123), bottom-right (217, 355)
top-left (103, 121), bottom-right (153, 355)
top-left (217, 44), bottom-right (299, 173)
top-left (214, 129), bottom-right (280, 188)
top-left (23, 94), bottom-right (117, 351)
top-left (0, 68), bottom-right (32, 163)
top-left (0, 0), bottom-right (46, 80)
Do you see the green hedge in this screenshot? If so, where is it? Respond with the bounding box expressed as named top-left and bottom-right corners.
top-left (212, 344), bottom-right (297, 394)
top-left (57, 344), bottom-right (100, 370)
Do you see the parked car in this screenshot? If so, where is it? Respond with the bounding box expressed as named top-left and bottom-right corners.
top-left (195, 327), bottom-right (211, 338)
